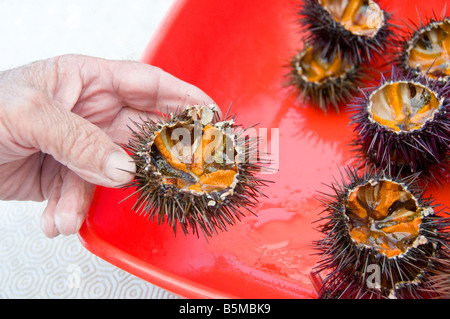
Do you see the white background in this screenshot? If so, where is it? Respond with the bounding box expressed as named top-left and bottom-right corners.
top-left (0, 0), bottom-right (181, 299)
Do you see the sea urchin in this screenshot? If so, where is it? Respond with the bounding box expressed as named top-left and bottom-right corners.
top-left (398, 16), bottom-right (450, 83)
top-left (349, 72), bottom-right (450, 184)
top-left (288, 44), bottom-right (365, 112)
top-left (313, 166), bottom-right (450, 299)
top-left (298, 0), bottom-right (395, 64)
top-left (121, 104), bottom-right (269, 237)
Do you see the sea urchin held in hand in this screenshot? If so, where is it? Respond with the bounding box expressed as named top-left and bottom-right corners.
top-left (288, 44), bottom-right (365, 112)
top-left (313, 166), bottom-right (450, 299)
top-left (298, 0), bottom-right (395, 64)
top-left (349, 73), bottom-right (450, 184)
top-left (121, 105), bottom-right (269, 237)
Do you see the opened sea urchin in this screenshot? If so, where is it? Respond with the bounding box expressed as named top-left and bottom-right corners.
top-left (288, 44), bottom-right (365, 112)
top-left (313, 166), bottom-right (450, 299)
top-left (298, 0), bottom-right (395, 64)
top-left (398, 17), bottom-right (450, 83)
top-left (349, 73), bottom-right (450, 184)
top-left (121, 105), bottom-right (269, 237)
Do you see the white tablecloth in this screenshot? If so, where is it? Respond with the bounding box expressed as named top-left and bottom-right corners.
top-left (0, 200), bottom-right (180, 299)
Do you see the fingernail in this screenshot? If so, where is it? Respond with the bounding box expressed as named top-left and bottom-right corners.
top-left (104, 151), bottom-right (136, 184)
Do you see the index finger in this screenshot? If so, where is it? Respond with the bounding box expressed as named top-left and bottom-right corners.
top-left (107, 59), bottom-right (219, 115)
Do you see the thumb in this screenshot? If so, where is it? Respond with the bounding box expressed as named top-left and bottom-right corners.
top-left (25, 96), bottom-right (136, 188)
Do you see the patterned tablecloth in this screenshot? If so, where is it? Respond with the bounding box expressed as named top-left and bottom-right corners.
top-left (0, 200), bottom-right (180, 299)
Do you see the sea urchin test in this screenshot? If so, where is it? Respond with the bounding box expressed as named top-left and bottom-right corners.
top-left (401, 17), bottom-right (450, 82)
top-left (319, 0), bottom-right (384, 37)
top-left (122, 105), bottom-right (269, 237)
top-left (312, 166), bottom-right (450, 299)
top-left (346, 179), bottom-right (426, 258)
top-left (350, 75), bottom-right (450, 183)
top-left (298, 0), bottom-right (394, 64)
top-left (288, 45), bottom-right (364, 112)
top-left (368, 81), bottom-right (440, 132)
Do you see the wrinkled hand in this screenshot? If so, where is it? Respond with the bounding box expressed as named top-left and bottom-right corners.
top-left (0, 54), bottom-right (214, 237)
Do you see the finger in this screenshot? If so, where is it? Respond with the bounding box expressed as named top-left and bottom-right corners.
top-left (53, 168), bottom-right (95, 236)
top-left (105, 59), bottom-right (217, 113)
top-left (105, 107), bottom-right (168, 144)
top-left (53, 54), bottom-right (220, 119)
top-left (106, 105), bottom-right (223, 146)
top-left (24, 94), bottom-right (136, 188)
top-left (40, 173), bottom-right (62, 238)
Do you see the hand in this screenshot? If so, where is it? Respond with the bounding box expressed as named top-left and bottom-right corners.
top-left (0, 54), bottom-right (214, 238)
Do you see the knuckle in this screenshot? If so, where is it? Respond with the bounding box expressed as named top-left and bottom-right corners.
top-left (63, 121), bottom-right (105, 166)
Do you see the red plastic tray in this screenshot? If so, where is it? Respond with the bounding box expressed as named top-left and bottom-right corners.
top-left (78, 0), bottom-right (450, 299)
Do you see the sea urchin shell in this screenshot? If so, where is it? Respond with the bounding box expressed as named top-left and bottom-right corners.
top-left (399, 17), bottom-right (450, 83)
top-left (121, 104), bottom-right (269, 237)
top-left (313, 166), bottom-right (450, 299)
top-left (349, 73), bottom-right (450, 184)
top-left (298, 0), bottom-right (395, 64)
top-left (288, 44), bottom-right (365, 112)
